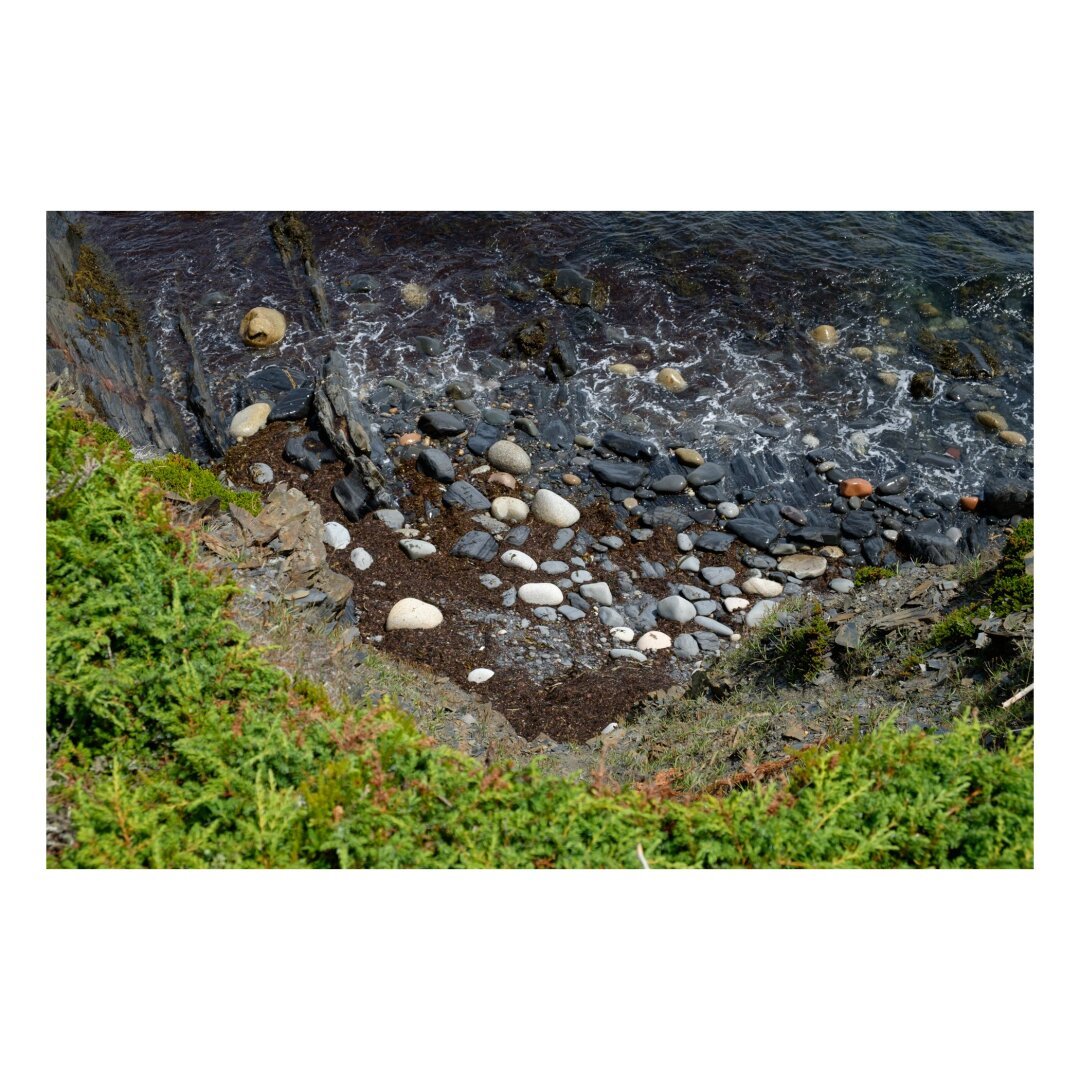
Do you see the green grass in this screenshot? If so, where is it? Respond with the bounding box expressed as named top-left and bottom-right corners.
top-left (45, 400), bottom-right (1035, 868)
top-left (854, 565), bottom-right (898, 587)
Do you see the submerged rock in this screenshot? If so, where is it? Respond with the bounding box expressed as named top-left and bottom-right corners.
top-left (240, 307), bottom-right (286, 347)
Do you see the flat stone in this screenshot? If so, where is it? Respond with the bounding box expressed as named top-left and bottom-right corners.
top-left (591, 459), bottom-right (649, 487)
top-left (540, 560), bottom-right (569, 574)
top-left (580, 582), bottom-right (614, 606)
top-left (777, 554), bottom-right (828, 580)
top-left (418, 411), bottom-right (467, 437)
top-left (835, 621), bottom-right (862, 649)
top-left (443, 481), bottom-right (491, 511)
top-left (350, 547), bottom-right (374, 571)
top-left (744, 599), bottom-right (780, 628)
top-left (504, 526), bottom-right (531, 547)
top-left (417, 448), bottom-right (455, 484)
top-left (653, 474), bottom-right (688, 494)
top-left (657, 595), bottom-right (696, 623)
top-left (601, 431), bottom-right (658, 461)
top-left (479, 574), bottom-right (502, 589)
top-left (609, 648), bottom-right (648, 662)
top-left (694, 616), bottom-right (732, 636)
top-left (552, 528), bottom-right (575, 550)
top-left (678, 555), bottom-right (701, 572)
top-left (399, 538), bottom-right (436, 559)
top-left (695, 531), bottom-right (735, 553)
top-left (723, 597), bottom-right (750, 613)
top-left (637, 631), bottom-right (672, 651)
top-left (533, 606), bottom-right (558, 622)
top-left (450, 530), bottom-right (498, 562)
top-left (701, 566), bottom-right (736, 586)
top-left (742, 577), bottom-right (783, 598)
top-left (486, 440), bottom-right (532, 475)
top-left (386, 598), bottom-right (443, 630)
top-left (686, 463), bottom-right (727, 488)
top-left (558, 605), bottom-right (586, 621)
top-left (501, 549), bottom-right (538, 571)
top-left (726, 517), bottom-right (779, 549)
top-left (531, 488), bottom-right (580, 527)
top-left (375, 509), bottom-right (406, 529)
top-left (513, 581), bottom-right (563, 608)
top-left (322, 521), bottom-right (350, 549)
top-left (830, 577), bottom-right (855, 593)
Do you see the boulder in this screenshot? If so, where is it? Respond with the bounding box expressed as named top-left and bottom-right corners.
top-left (240, 307), bottom-right (286, 347)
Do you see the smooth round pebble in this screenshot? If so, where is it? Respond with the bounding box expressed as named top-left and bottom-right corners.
top-left (486, 440), bottom-right (532, 475)
top-left (249, 462), bottom-right (274, 484)
top-left (830, 577), bottom-right (855, 594)
top-left (491, 496), bottom-right (529, 523)
top-left (386, 598), bottom-right (443, 630)
top-left (657, 595), bottom-right (696, 623)
top-left (610, 627), bottom-right (635, 643)
top-left (229, 402), bottom-right (272, 439)
top-left (637, 631), bottom-right (672, 651)
top-left (531, 488), bottom-right (580, 527)
top-left (501, 549), bottom-right (537, 571)
top-left (742, 577), bottom-right (784, 598)
top-left (517, 582), bottom-right (563, 606)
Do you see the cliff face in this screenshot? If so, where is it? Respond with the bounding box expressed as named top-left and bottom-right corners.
top-left (46, 211), bottom-right (190, 455)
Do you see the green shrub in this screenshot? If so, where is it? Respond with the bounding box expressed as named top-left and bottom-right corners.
top-left (854, 565), bottom-right (898, 587)
top-left (137, 454), bottom-right (261, 516)
top-left (46, 401), bottom-right (1034, 869)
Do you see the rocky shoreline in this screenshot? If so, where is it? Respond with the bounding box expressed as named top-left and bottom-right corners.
top-left (47, 211), bottom-right (1035, 743)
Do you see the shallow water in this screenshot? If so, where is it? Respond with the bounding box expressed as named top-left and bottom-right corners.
top-left (81, 210), bottom-right (1033, 497)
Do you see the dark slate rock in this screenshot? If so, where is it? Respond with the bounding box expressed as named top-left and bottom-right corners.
top-left (787, 525), bottom-right (841, 546)
top-left (453, 398), bottom-right (481, 418)
top-left (482, 408), bottom-right (511, 427)
top-left (686, 462), bottom-right (727, 487)
top-left (552, 528), bottom-right (574, 550)
top-left (876, 494), bottom-right (911, 514)
top-left (840, 539), bottom-right (862, 556)
top-left (862, 536), bottom-right (886, 565)
top-left (742, 554), bottom-right (776, 570)
top-left (343, 273), bottom-right (378, 293)
top-left (688, 508), bottom-right (717, 525)
top-left (443, 481), bottom-right (491, 511)
top-left (238, 364), bottom-right (312, 407)
top-left (451, 530), bottom-right (499, 561)
top-left (514, 417), bottom-right (541, 438)
top-left (726, 517), bottom-right (779, 549)
top-left (916, 453), bottom-right (960, 471)
top-left (419, 411), bottom-right (467, 437)
top-left (332, 468), bottom-right (380, 521)
top-left (541, 417), bottom-right (573, 448)
top-left (417, 448), bottom-right (455, 484)
top-left (876, 473), bottom-right (909, 496)
top-left (467, 422), bottom-right (501, 455)
top-left (695, 531), bottom-right (735, 553)
top-left (566, 592), bottom-right (590, 612)
top-left (898, 530), bottom-right (959, 565)
top-left (645, 506), bottom-right (694, 532)
top-left (504, 526), bottom-right (531, 547)
top-left (591, 459), bottom-right (649, 487)
top-left (267, 387), bottom-right (315, 421)
top-left (981, 477), bottom-right (1033, 518)
top-left (780, 505), bottom-right (808, 526)
top-left (610, 486), bottom-right (635, 501)
top-left (600, 431), bottom-right (659, 461)
top-left (653, 474), bottom-right (688, 494)
top-left (693, 485), bottom-right (723, 504)
top-left (549, 337), bottom-right (579, 378)
top-left (284, 433), bottom-right (338, 472)
top-left (936, 493), bottom-right (959, 511)
top-left (841, 511), bottom-right (878, 540)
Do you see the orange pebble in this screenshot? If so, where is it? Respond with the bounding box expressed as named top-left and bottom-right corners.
top-left (838, 478), bottom-right (873, 498)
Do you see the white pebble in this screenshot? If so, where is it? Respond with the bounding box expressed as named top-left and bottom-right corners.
top-left (467, 668), bottom-right (495, 684)
top-left (350, 547), bottom-right (374, 571)
top-left (501, 549), bottom-right (537, 571)
top-left (322, 521), bottom-right (350, 550)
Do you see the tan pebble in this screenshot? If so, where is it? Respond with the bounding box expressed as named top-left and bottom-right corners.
top-left (810, 324), bottom-right (838, 345)
top-left (623, 497), bottom-right (638, 509)
top-left (609, 362), bottom-right (639, 376)
top-left (874, 344), bottom-right (899, 357)
top-left (850, 346), bottom-right (873, 361)
top-left (674, 447), bottom-right (704, 466)
top-left (975, 411), bottom-right (1008, 432)
top-left (999, 430), bottom-right (1027, 447)
top-left (656, 367), bottom-right (689, 392)
top-left (401, 282), bottom-right (429, 309)
top-left (398, 432), bottom-right (421, 446)
top-left (388, 406), bottom-right (398, 415)
top-left (820, 546), bottom-right (845, 559)
top-left (239, 307), bottom-right (286, 347)
top-left (229, 402), bottom-right (271, 439)
top-left (877, 370), bottom-right (899, 388)
top-left (488, 471), bottom-right (518, 490)
top-left (917, 302), bottom-right (941, 318)
top-left (563, 473), bottom-right (582, 486)
top-left (878, 316), bottom-right (891, 326)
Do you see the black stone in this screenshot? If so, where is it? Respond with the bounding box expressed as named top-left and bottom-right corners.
top-left (780, 505), bottom-right (808, 526)
top-left (419, 411), bottom-right (468, 437)
top-left (417, 448), bottom-right (455, 484)
top-left (467, 422), bottom-right (501, 455)
top-left (841, 511), bottom-right (878, 539)
top-left (981, 477), bottom-right (1034, 518)
top-left (284, 433), bottom-right (338, 472)
top-left (483, 408), bottom-right (511, 427)
top-left (916, 453), bottom-right (960, 471)
top-left (591, 459), bottom-right (649, 487)
top-left (541, 417), bottom-right (572, 448)
top-left (876, 494), bottom-right (911, 514)
top-left (726, 518), bottom-right (779, 550)
top-left (695, 531), bottom-right (735, 553)
top-left (549, 337), bottom-right (579, 378)
top-left (653, 474), bottom-right (688, 494)
top-left (644, 506), bottom-right (694, 532)
top-left (787, 525), bottom-right (841, 547)
top-left (450, 530), bottom-right (499, 562)
top-left (268, 387), bottom-right (315, 421)
top-left (695, 484), bottom-right (725, 503)
top-left (443, 481), bottom-right (491, 511)
top-left (343, 273), bottom-right (378, 293)
top-left (239, 365), bottom-right (312, 407)
top-left (601, 430), bottom-right (659, 461)
top-left (514, 417), bottom-right (541, 438)
top-left (686, 462), bottom-right (727, 487)
top-left (566, 592), bottom-right (590, 612)
top-left (876, 473), bottom-right (910, 496)
top-left (610, 486), bottom-right (635, 501)
top-left (688, 508), bottom-right (717, 525)
top-left (332, 468), bottom-right (380, 521)
top-left (898, 530), bottom-right (959, 565)
top-left (862, 536), bottom-right (886, 565)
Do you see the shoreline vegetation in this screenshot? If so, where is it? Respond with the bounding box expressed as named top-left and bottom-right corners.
top-left (46, 400), bottom-right (1034, 868)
